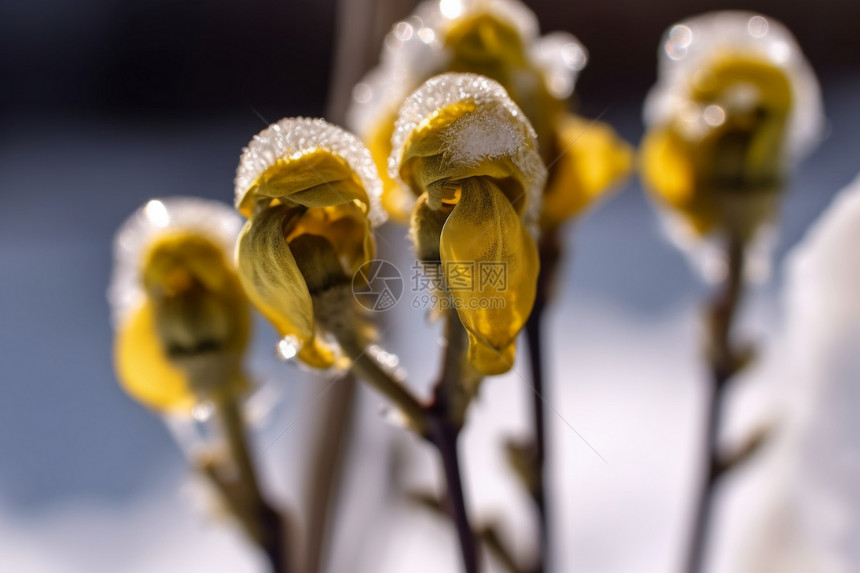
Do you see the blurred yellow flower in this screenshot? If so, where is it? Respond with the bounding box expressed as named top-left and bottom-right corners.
top-left (641, 11), bottom-right (824, 242)
top-left (233, 118), bottom-right (385, 368)
top-left (541, 114), bottom-right (633, 230)
top-left (392, 73), bottom-right (546, 375)
top-left (348, 0), bottom-right (631, 228)
top-left (110, 198), bottom-right (250, 413)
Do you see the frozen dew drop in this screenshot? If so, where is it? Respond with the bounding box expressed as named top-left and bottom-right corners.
top-left (144, 199), bottom-right (170, 228)
top-left (352, 82), bottom-right (373, 104)
top-left (276, 336), bottom-right (300, 362)
top-left (665, 24), bottom-right (693, 60)
top-left (380, 404), bottom-right (410, 430)
top-left (769, 41), bottom-right (791, 64)
top-left (439, 0), bottom-right (463, 19)
top-left (191, 400), bottom-right (215, 422)
top-left (561, 42), bottom-right (587, 71)
top-left (417, 26), bottom-right (435, 44)
top-left (547, 75), bottom-right (573, 99)
top-left (394, 21), bottom-right (414, 41)
top-left (703, 104), bottom-right (726, 127)
top-left (747, 15), bottom-right (769, 38)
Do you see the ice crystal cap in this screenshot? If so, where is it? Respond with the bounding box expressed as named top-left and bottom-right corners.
top-left (390, 72), bottom-right (546, 225)
top-left (644, 11), bottom-right (824, 162)
top-left (234, 117), bottom-right (386, 226)
top-left (109, 197), bottom-right (244, 328)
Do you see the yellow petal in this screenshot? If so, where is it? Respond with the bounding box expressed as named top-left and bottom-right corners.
top-left (236, 204), bottom-right (334, 367)
top-left (541, 114), bottom-right (632, 228)
top-left (286, 204), bottom-right (375, 277)
top-left (392, 74), bottom-right (547, 223)
top-left (440, 177), bottom-right (539, 375)
top-left (639, 126), bottom-right (712, 232)
top-left (234, 119), bottom-right (385, 227)
top-left (690, 55), bottom-right (792, 116)
top-left (115, 301), bottom-right (197, 412)
top-left (466, 333), bottom-right (516, 377)
top-left (445, 13), bottom-right (528, 70)
top-left (366, 115), bottom-right (414, 223)
top-left (240, 150), bottom-right (371, 216)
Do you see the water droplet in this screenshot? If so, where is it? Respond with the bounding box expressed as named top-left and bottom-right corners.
top-left (747, 16), bottom-right (769, 38)
top-left (417, 27), bottom-right (435, 44)
top-left (191, 401), bottom-right (214, 422)
top-left (352, 82), bottom-right (373, 104)
top-left (769, 41), bottom-right (791, 64)
top-left (394, 21), bottom-right (413, 42)
top-left (440, 0), bottom-right (463, 19)
top-left (276, 336), bottom-right (300, 361)
top-left (665, 24), bottom-right (692, 60)
top-left (703, 105), bottom-right (726, 127)
top-left (144, 200), bottom-right (170, 228)
top-left (561, 43), bottom-right (586, 71)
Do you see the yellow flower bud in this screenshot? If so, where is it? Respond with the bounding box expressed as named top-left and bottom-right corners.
top-left (391, 73), bottom-right (545, 375)
top-left (348, 0), bottom-right (631, 229)
top-left (233, 118), bottom-right (384, 368)
top-left (641, 11), bottom-right (824, 242)
top-left (541, 113), bottom-right (633, 230)
top-left (109, 198), bottom-right (250, 413)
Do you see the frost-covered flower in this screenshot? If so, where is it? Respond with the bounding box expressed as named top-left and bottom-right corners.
top-left (348, 0), bottom-right (631, 228)
top-left (641, 11), bottom-right (824, 243)
top-left (392, 73), bottom-right (546, 375)
top-left (233, 117), bottom-right (385, 369)
top-left (109, 198), bottom-right (250, 412)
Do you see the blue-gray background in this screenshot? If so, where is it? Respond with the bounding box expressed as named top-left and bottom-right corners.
top-left (1, 0), bottom-right (858, 568)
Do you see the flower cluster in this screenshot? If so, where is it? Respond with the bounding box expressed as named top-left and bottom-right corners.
top-left (348, 0), bottom-right (632, 230)
top-left (104, 7), bottom-right (827, 573)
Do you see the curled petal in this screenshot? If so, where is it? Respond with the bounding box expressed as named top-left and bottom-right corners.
top-left (640, 126), bottom-right (698, 225)
top-left (287, 204), bottom-right (376, 277)
top-left (392, 73), bottom-right (547, 225)
top-left (236, 205), bottom-right (333, 368)
top-left (235, 118), bottom-right (386, 226)
top-left (440, 177), bottom-right (539, 375)
top-left (541, 113), bottom-right (633, 229)
top-left (367, 113), bottom-right (415, 223)
top-left (115, 301), bottom-right (198, 412)
top-left (109, 198), bottom-right (244, 330)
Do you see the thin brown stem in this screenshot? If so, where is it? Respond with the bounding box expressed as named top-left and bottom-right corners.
top-left (428, 310), bottom-right (480, 573)
top-left (334, 330), bottom-right (428, 435)
top-left (412, 491), bottom-right (524, 573)
top-left (428, 412), bottom-right (480, 573)
top-left (325, 295), bottom-right (480, 572)
top-left (303, 374), bottom-right (357, 573)
top-left (683, 236), bottom-right (746, 573)
top-left (524, 229), bottom-right (561, 573)
top-left (216, 396), bottom-right (289, 573)
top-left (524, 303), bottom-right (548, 573)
